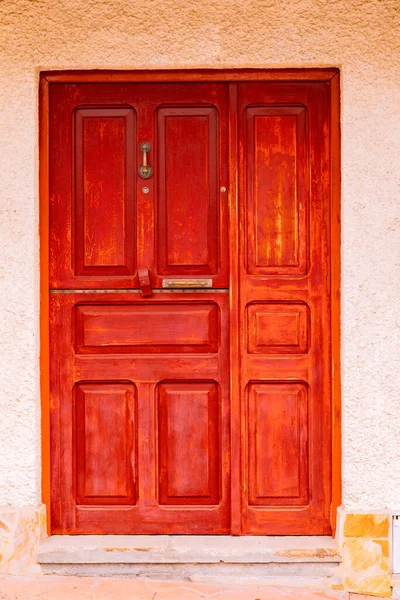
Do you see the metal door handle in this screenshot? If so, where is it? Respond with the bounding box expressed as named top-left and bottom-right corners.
top-left (138, 267), bottom-right (152, 297)
top-left (138, 142), bottom-right (153, 179)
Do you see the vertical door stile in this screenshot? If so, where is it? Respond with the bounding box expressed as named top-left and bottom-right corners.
top-left (228, 82), bottom-right (241, 535)
top-left (136, 102), bottom-right (155, 280)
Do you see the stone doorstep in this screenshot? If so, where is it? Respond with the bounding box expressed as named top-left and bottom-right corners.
top-left (37, 535), bottom-right (341, 580)
top-left (37, 535), bottom-right (340, 565)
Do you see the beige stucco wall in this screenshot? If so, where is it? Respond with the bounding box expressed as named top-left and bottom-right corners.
top-left (0, 0), bottom-right (399, 512)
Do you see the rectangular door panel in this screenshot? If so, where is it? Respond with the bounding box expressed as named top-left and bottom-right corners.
top-left (247, 302), bottom-right (309, 354)
top-left (75, 302), bottom-right (219, 354)
top-left (157, 107), bottom-right (218, 275)
top-left (158, 381), bottom-right (219, 505)
top-left (75, 382), bottom-right (136, 505)
top-left (74, 108), bottom-right (136, 277)
top-left (247, 382), bottom-right (308, 507)
top-left (246, 106), bottom-right (308, 276)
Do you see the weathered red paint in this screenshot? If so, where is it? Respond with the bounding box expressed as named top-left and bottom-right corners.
top-left (48, 76), bottom-right (336, 535)
top-left (238, 82), bottom-right (332, 534)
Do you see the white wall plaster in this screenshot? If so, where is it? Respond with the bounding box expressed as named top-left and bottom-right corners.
top-left (0, 0), bottom-right (399, 510)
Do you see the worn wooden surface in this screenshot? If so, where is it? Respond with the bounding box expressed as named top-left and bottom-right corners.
top-left (47, 74), bottom-right (338, 535)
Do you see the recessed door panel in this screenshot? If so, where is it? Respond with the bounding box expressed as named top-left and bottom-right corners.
top-left (247, 302), bottom-right (309, 354)
top-left (246, 106), bottom-right (308, 275)
top-left (157, 107), bottom-right (218, 275)
top-left (247, 382), bottom-right (308, 506)
top-left (75, 382), bottom-right (136, 505)
top-left (158, 381), bottom-right (220, 505)
top-left (75, 302), bottom-right (219, 354)
top-left (74, 108), bottom-right (136, 276)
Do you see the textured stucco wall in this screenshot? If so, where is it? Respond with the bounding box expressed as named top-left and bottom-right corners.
top-left (0, 0), bottom-right (399, 511)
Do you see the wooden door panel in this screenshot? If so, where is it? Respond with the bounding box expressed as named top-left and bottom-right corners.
top-left (74, 108), bottom-right (136, 277)
top-left (245, 105), bottom-right (308, 276)
top-left (158, 381), bottom-right (220, 505)
top-left (157, 107), bottom-right (219, 276)
top-left (49, 82), bottom-right (229, 289)
top-left (247, 382), bottom-right (308, 507)
top-left (50, 292), bottom-right (230, 534)
top-left (75, 382), bottom-right (137, 506)
top-left (238, 82), bottom-right (332, 534)
top-left (247, 302), bottom-right (309, 354)
top-left (75, 302), bottom-right (219, 354)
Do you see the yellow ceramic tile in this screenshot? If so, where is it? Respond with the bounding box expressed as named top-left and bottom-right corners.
top-left (343, 513), bottom-right (390, 538)
top-left (342, 538), bottom-right (391, 598)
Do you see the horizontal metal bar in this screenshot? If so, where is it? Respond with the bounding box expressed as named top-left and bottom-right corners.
top-left (162, 278), bottom-right (212, 288)
top-left (50, 288), bottom-right (229, 294)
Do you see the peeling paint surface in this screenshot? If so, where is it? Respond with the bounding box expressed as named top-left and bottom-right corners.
top-left (0, 0), bottom-right (399, 512)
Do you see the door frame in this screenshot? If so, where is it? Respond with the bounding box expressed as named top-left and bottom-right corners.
top-left (39, 68), bottom-right (341, 535)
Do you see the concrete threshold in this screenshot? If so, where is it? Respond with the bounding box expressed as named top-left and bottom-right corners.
top-left (37, 535), bottom-right (341, 580)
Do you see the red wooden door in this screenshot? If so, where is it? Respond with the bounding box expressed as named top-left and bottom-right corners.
top-left (49, 82), bottom-right (230, 534)
top-left (237, 82), bottom-right (332, 534)
top-left (48, 76), bottom-right (333, 535)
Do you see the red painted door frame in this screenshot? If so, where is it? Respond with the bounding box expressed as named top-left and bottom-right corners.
top-left (40, 68), bottom-right (341, 535)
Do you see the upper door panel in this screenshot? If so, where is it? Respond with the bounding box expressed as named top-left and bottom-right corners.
top-left (49, 83), bottom-right (229, 289)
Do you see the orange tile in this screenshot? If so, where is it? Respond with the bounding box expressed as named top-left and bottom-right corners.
top-left (343, 514), bottom-right (389, 539)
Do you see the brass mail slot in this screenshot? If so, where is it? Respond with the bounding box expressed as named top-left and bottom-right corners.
top-left (162, 278), bottom-right (213, 288)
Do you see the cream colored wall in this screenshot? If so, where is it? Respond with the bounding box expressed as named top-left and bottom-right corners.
top-left (0, 0), bottom-right (399, 511)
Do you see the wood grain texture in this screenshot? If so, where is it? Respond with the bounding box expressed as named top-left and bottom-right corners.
top-left (330, 73), bottom-right (342, 535)
top-left (49, 82), bottom-right (229, 289)
top-left (75, 382), bottom-right (136, 505)
top-left (45, 71), bottom-right (340, 535)
top-left (42, 68), bottom-right (339, 83)
top-left (158, 381), bottom-right (220, 505)
top-left (39, 74), bottom-right (51, 534)
top-left (246, 106), bottom-right (308, 275)
top-left (74, 107), bottom-right (136, 275)
top-left (74, 302), bottom-right (219, 353)
top-left (238, 81), bottom-right (333, 535)
top-left (247, 383), bottom-right (308, 506)
top-left (157, 107), bottom-right (219, 275)
top-left (50, 293), bottom-right (230, 534)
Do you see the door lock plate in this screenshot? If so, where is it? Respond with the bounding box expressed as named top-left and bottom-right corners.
top-left (162, 278), bottom-right (212, 288)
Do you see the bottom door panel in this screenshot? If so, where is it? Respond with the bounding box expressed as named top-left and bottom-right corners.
top-left (158, 381), bottom-right (220, 505)
top-left (75, 382), bottom-right (137, 506)
top-left (247, 382), bottom-right (309, 508)
top-left (50, 292), bottom-right (230, 534)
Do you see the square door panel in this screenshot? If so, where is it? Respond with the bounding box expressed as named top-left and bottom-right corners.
top-left (158, 381), bottom-right (220, 505)
top-left (247, 303), bottom-right (309, 354)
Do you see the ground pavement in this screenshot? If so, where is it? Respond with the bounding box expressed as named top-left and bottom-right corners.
top-left (0, 577), bottom-right (387, 600)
